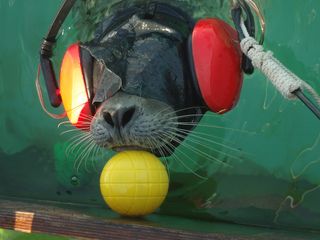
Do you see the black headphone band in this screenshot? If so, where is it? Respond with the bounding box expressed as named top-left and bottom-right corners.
top-left (41, 0), bottom-right (76, 59)
top-left (95, 3), bottom-right (195, 44)
top-left (40, 0), bottom-right (195, 108)
top-left (40, 0), bottom-right (76, 107)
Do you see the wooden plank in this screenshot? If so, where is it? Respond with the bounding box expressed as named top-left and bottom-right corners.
top-left (0, 199), bottom-right (309, 240)
top-left (0, 199), bottom-right (237, 240)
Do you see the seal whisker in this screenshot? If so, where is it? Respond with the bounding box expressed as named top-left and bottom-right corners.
top-left (169, 127), bottom-right (249, 158)
top-left (154, 131), bottom-right (197, 164)
top-left (64, 131), bottom-right (91, 153)
top-left (163, 113), bottom-right (232, 121)
top-left (168, 131), bottom-right (238, 165)
top-left (74, 138), bottom-right (95, 173)
top-left (166, 127), bottom-right (229, 142)
top-left (164, 106), bottom-right (207, 116)
top-left (144, 106), bottom-right (176, 124)
top-left (58, 119), bottom-right (92, 129)
top-left (145, 136), bottom-right (156, 150)
top-left (83, 140), bottom-right (99, 173)
top-left (70, 135), bottom-right (93, 158)
top-left (158, 136), bottom-right (208, 180)
top-left (165, 126), bottom-right (247, 155)
top-left (64, 102), bottom-right (88, 115)
top-left (82, 140), bottom-right (97, 172)
top-left (60, 128), bottom-right (90, 136)
top-left (63, 132), bottom-right (90, 148)
top-left (165, 114), bottom-right (205, 121)
top-left (148, 135), bottom-right (171, 181)
top-left (159, 130), bottom-right (231, 167)
top-left (78, 111), bottom-right (94, 118)
top-left (90, 144), bottom-right (103, 172)
top-left (89, 145), bottom-right (100, 172)
top-left (146, 109), bottom-right (199, 125)
top-left (58, 121), bottom-right (73, 128)
top-left (64, 136), bottom-right (91, 170)
top-left (66, 133), bottom-right (93, 157)
top-left (77, 114), bottom-right (94, 121)
top-left (79, 121), bottom-right (93, 125)
top-left (171, 133), bottom-right (243, 162)
top-left (66, 138), bottom-right (90, 161)
top-left (73, 140), bottom-right (92, 173)
top-left (149, 106), bottom-right (172, 118)
top-left (58, 123), bottom-right (92, 129)
top-left (170, 122), bottom-right (256, 135)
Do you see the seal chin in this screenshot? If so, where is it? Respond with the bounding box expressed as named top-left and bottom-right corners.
top-left (112, 145), bottom-right (149, 152)
top-left (112, 145), bottom-right (173, 157)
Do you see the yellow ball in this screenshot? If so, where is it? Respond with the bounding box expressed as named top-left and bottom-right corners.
top-left (100, 151), bottom-right (169, 216)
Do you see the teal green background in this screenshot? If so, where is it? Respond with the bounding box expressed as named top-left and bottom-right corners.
top-left (0, 0), bottom-right (320, 234)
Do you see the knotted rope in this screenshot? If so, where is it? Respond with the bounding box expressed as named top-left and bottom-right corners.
top-left (239, 19), bottom-right (320, 105)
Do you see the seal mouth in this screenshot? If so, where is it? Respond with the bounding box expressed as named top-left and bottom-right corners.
top-left (112, 145), bottom-right (149, 152)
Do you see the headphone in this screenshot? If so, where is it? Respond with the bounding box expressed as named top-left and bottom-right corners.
top-left (40, 0), bottom-right (250, 129)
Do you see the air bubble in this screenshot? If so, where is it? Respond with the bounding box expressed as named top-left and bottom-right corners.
top-left (71, 175), bottom-right (80, 186)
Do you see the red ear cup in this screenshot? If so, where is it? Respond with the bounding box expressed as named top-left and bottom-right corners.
top-left (191, 18), bottom-right (243, 114)
top-left (60, 43), bottom-right (92, 130)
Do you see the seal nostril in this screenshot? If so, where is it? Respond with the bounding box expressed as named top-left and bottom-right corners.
top-left (121, 107), bottom-right (135, 127)
top-left (103, 112), bottom-right (114, 127)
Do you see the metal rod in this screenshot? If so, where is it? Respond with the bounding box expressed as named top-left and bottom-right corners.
top-left (293, 89), bottom-right (320, 120)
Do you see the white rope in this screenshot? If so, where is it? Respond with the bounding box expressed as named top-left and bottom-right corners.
top-left (239, 18), bottom-right (320, 104)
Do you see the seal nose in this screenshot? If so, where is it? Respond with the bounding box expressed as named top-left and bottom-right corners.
top-left (103, 107), bottom-right (136, 128)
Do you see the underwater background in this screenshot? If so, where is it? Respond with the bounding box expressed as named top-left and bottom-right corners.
top-left (1, 0), bottom-right (320, 234)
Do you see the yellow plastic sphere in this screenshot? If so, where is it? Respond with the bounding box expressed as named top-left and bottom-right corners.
top-left (100, 151), bottom-right (169, 216)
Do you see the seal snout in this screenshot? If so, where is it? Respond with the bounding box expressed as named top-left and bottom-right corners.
top-left (90, 92), bottom-right (178, 155)
top-left (102, 106), bottom-right (136, 129)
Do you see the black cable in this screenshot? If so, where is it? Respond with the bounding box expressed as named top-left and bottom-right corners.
top-left (40, 0), bottom-right (76, 107)
top-left (292, 89), bottom-right (320, 120)
top-left (41, 0), bottom-right (76, 58)
top-left (231, 7), bottom-right (245, 40)
top-left (231, 3), bottom-right (255, 74)
top-left (46, 0), bottom-right (76, 41)
top-left (238, 0), bottom-right (255, 37)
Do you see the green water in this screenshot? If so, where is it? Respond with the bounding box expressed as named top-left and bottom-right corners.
top-left (1, 0), bottom-right (320, 236)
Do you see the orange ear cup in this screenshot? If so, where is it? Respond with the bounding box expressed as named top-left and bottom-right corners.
top-left (60, 43), bottom-right (92, 130)
top-left (191, 18), bottom-right (243, 114)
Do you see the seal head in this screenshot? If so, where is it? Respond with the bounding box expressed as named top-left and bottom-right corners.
top-left (85, 6), bottom-right (204, 156)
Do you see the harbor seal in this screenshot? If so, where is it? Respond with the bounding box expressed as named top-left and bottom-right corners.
top-left (86, 8), bottom-right (204, 156)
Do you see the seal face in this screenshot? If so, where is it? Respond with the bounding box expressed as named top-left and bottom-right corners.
top-left (87, 13), bottom-right (203, 156)
top-left (91, 92), bottom-right (177, 153)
